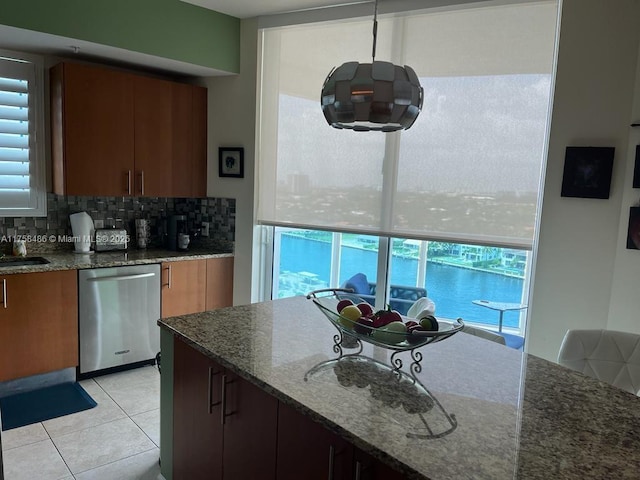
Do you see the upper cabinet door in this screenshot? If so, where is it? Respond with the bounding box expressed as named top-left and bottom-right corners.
top-left (172, 83), bottom-right (207, 198)
top-left (134, 76), bottom-right (173, 197)
top-left (171, 82), bottom-right (194, 197)
top-left (191, 85), bottom-right (208, 198)
top-left (51, 62), bottom-right (135, 196)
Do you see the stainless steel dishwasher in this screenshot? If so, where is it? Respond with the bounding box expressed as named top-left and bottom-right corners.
top-left (79, 264), bottom-right (161, 376)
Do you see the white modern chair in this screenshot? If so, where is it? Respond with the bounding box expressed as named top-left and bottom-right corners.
top-left (461, 324), bottom-right (506, 345)
top-left (557, 329), bottom-right (640, 395)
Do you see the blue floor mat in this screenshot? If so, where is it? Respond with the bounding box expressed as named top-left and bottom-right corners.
top-left (0, 382), bottom-right (97, 431)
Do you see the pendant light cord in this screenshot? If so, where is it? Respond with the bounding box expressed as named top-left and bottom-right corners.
top-left (372, 0), bottom-right (378, 62)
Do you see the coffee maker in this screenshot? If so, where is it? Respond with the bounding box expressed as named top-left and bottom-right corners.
top-left (167, 215), bottom-right (187, 251)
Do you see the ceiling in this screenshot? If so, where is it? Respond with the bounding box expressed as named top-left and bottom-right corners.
top-left (180, 0), bottom-right (371, 19)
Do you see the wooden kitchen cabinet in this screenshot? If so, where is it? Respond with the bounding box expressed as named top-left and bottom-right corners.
top-left (352, 448), bottom-right (407, 480)
top-left (0, 270), bottom-right (78, 382)
top-left (51, 61), bottom-right (207, 198)
top-left (205, 257), bottom-right (234, 310)
top-left (51, 62), bottom-right (135, 196)
top-left (173, 335), bottom-right (223, 480)
top-left (276, 401), bottom-right (354, 480)
top-left (173, 337), bottom-right (278, 480)
top-left (171, 83), bottom-right (207, 198)
top-left (162, 257), bottom-right (233, 318)
top-left (133, 76), bottom-right (173, 197)
top-left (277, 402), bottom-right (406, 480)
top-left (161, 260), bottom-right (207, 318)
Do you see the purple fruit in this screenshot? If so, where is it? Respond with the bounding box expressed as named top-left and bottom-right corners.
top-left (407, 325), bottom-right (427, 344)
top-left (354, 316), bottom-right (374, 335)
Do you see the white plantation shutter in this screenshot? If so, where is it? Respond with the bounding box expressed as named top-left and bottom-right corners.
top-left (0, 53), bottom-right (45, 216)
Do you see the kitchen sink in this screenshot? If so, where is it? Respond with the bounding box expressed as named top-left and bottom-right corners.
top-left (0, 256), bottom-right (50, 267)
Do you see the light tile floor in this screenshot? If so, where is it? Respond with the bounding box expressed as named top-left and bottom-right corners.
top-left (1, 365), bottom-right (162, 480)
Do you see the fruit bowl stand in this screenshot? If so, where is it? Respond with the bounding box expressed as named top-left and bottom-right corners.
top-left (307, 288), bottom-right (464, 375)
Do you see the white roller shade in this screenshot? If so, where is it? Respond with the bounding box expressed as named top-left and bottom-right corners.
top-left (257, 1), bottom-right (558, 249)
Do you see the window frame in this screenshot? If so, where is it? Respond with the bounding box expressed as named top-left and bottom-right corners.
top-left (0, 49), bottom-right (47, 217)
top-left (266, 225), bottom-right (531, 334)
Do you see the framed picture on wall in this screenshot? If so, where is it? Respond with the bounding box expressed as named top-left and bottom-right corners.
top-left (560, 146), bottom-right (615, 199)
top-left (633, 145), bottom-right (640, 188)
top-left (627, 207), bottom-right (640, 250)
top-left (218, 147), bottom-right (244, 178)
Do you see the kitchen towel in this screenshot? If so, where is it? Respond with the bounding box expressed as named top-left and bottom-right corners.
top-left (0, 382), bottom-right (97, 431)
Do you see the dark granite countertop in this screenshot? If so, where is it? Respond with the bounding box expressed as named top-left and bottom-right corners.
top-left (0, 248), bottom-right (233, 274)
top-left (159, 296), bottom-right (640, 480)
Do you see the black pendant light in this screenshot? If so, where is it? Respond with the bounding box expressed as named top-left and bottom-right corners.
top-left (320, 0), bottom-right (424, 132)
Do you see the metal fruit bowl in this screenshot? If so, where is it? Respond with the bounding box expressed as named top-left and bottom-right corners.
top-left (307, 288), bottom-right (464, 352)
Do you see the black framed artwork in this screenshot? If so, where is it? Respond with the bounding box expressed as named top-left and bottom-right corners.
top-left (218, 147), bottom-right (244, 178)
top-left (560, 146), bottom-right (615, 199)
top-left (633, 145), bottom-right (640, 188)
top-left (627, 207), bottom-right (640, 250)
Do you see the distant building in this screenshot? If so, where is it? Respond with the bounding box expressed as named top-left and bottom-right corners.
top-left (501, 249), bottom-right (527, 270)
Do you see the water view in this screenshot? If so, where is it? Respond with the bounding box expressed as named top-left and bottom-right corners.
top-left (277, 234), bottom-right (526, 329)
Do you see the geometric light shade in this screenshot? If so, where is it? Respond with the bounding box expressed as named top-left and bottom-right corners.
top-left (321, 60), bottom-right (424, 132)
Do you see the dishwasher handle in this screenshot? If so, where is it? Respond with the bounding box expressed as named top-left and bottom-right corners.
top-left (86, 272), bottom-right (157, 283)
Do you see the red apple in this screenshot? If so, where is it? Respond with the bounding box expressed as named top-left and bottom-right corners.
top-left (336, 299), bottom-right (354, 313)
top-left (373, 308), bottom-right (402, 328)
top-left (357, 302), bottom-right (374, 316)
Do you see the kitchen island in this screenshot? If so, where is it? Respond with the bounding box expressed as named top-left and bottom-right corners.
top-left (158, 296), bottom-right (640, 480)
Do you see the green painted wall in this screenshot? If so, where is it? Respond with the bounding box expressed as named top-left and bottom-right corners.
top-left (0, 0), bottom-right (240, 73)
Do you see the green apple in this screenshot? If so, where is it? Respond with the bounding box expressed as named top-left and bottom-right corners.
top-left (419, 315), bottom-right (439, 331)
top-left (372, 321), bottom-right (407, 345)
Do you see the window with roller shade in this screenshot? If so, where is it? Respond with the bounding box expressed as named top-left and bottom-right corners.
top-left (257, 1), bottom-right (558, 250)
top-left (257, 1), bottom-right (558, 333)
top-left (0, 52), bottom-right (46, 217)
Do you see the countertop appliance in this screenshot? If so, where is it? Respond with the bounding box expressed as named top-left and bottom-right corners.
top-left (79, 264), bottom-right (161, 376)
top-left (167, 214), bottom-right (187, 251)
top-left (94, 228), bottom-right (128, 252)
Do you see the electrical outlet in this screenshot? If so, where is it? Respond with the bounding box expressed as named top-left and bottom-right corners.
top-left (201, 222), bottom-right (210, 237)
top-left (94, 219), bottom-right (104, 229)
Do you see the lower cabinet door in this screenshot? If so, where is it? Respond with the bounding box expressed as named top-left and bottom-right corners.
top-left (276, 401), bottom-right (353, 480)
top-left (353, 448), bottom-right (406, 480)
top-left (0, 270), bottom-right (78, 381)
top-left (173, 337), bottom-right (223, 480)
top-left (222, 370), bottom-right (278, 480)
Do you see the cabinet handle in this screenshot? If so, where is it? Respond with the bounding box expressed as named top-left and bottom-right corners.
top-left (163, 265), bottom-right (172, 289)
top-left (1, 279), bottom-right (6, 308)
top-left (221, 374), bottom-right (228, 425)
top-left (126, 170), bottom-right (132, 195)
top-left (354, 461), bottom-right (362, 480)
top-left (328, 445), bottom-right (335, 480)
top-left (220, 375), bottom-right (236, 425)
top-left (139, 170), bottom-right (145, 196)
top-left (207, 367), bottom-right (221, 414)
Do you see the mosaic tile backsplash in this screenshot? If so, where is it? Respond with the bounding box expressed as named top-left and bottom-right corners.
top-left (0, 194), bottom-right (235, 253)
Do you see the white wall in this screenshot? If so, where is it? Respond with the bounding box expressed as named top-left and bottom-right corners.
top-left (205, 18), bottom-right (259, 306)
top-left (527, 0), bottom-right (640, 361)
top-left (607, 40), bottom-right (640, 331)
